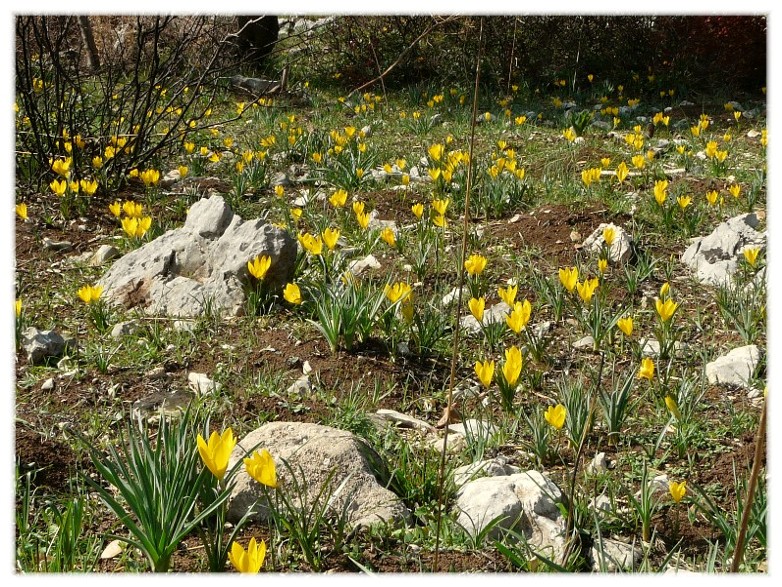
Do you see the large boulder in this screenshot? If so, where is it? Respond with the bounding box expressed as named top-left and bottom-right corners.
top-left (681, 213), bottom-right (765, 286)
top-left (98, 196), bottom-right (296, 318)
top-left (227, 422), bottom-right (410, 530)
top-left (706, 345), bottom-right (762, 388)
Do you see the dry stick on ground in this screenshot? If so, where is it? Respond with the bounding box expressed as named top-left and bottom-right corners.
top-left (346, 16), bottom-right (458, 99)
top-left (432, 16), bottom-right (484, 574)
top-left (730, 397), bottom-right (766, 572)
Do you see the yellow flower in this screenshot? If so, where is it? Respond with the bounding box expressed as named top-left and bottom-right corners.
top-left (51, 158), bottom-right (71, 177)
top-left (247, 255), bottom-right (272, 280)
top-left (428, 167), bottom-right (442, 181)
top-left (431, 199), bottom-right (450, 219)
top-left (121, 216), bottom-right (151, 239)
top-left (660, 282), bottom-right (670, 298)
top-left (677, 195), bottom-right (692, 209)
top-left (506, 299), bottom-right (531, 334)
top-left (329, 189), bottom-right (348, 208)
top-left (356, 210), bottom-right (370, 230)
top-left (616, 316), bottom-right (633, 337)
top-left (402, 174), bottom-right (410, 186)
top-left (298, 233), bottom-right (323, 256)
top-left (80, 178), bottom-right (98, 196)
top-left (122, 201), bottom-right (143, 218)
top-left (734, 111), bottom-right (742, 121)
top-left (705, 141), bottom-right (718, 159)
top-left (468, 297), bottom-right (485, 322)
top-left (274, 185), bottom-right (285, 198)
top-left (615, 161), bottom-right (629, 183)
top-left (576, 278), bottom-right (599, 304)
top-left (104, 145), bottom-right (116, 159)
top-left (638, 357), bottom-right (655, 381)
top-left (544, 404), bottom-right (567, 430)
top-left (581, 167), bottom-right (601, 188)
top-left (197, 429), bottom-right (237, 480)
top-left (352, 201), bottom-right (365, 216)
top-left (228, 537), bottom-right (266, 574)
top-left (743, 247), bottom-right (760, 267)
top-left (183, 141), bottom-right (195, 153)
top-left (562, 127), bottom-right (577, 142)
top-left (597, 258), bottom-right (608, 274)
top-left (464, 254), bottom-right (488, 276)
top-left (428, 143), bottom-right (444, 162)
top-left (559, 266), bottom-right (579, 293)
top-left (665, 395), bottom-right (681, 421)
top-left (411, 203), bottom-right (424, 219)
top-left (669, 480), bottom-right (687, 503)
top-left (290, 208), bottom-right (302, 221)
top-left (322, 227), bottom-right (340, 250)
top-left (77, 284), bottom-right (103, 305)
top-left (92, 156), bottom-right (103, 169)
top-left (283, 282), bottom-right (302, 305)
top-left (653, 180), bottom-right (668, 206)
top-left (655, 297), bottom-right (678, 322)
top-left (69, 181), bottom-right (80, 193)
top-left (474, 359), bottom-right (495, 388)
top-left (244, 448), bottom-right (277, 488)
top-left (690, 125), bottom-right (701, 138)
top-left (140, 169), bottom-right (160, 187)
top-left (50, 179), bottom-right (67, 196)
top-left (502, 346), bottom-right (523, 387)
top-left (729, 184), bottom-right (741, 199)
top-left (706, 190), bottom-right (719, 206)
top-left (715, 150), bottom-right (728, 163)
top-left (15, 203), bottom-right (28, 220)
top-left (498, 285), bottom-right (517, 307)
top-left (602, 226), bottom-right (616, 246)
top-left (600, 157), bottom-right (611, 168)
top-left (384, 282), bottom-right (412, 304)
top-left (631, 155), bottom-right (645, 170)
top-left (15, 299), bottom-right (22, 317)
top-left (178, 165), bottom-right (189, 178)
top-left (380, 227), bottom-right (396, 247)
top-left (432, 214), bottom-right (447, 229)
top-left (109, 201), bottom-right (122, 217)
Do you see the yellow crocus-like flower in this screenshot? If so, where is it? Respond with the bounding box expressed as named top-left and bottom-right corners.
top-left (77, 284), bottom-right (104, 305)
top-left (140, 169), bottom-right (160, 187)
top-left (329, 189), bottom-right (348, 208)
top-left (380, 227), bottom-right (396, 247)
top-left (298, 233), bottom-right (323, 256)
top-left (474, 359), bottom-right (495, 388)
top-left (544, 404), bottom-right (567, 430)
top-left (197, 428), bottom-right (236, 480)
top-left (384, 282), bottom-right (411, 304)
top-left (660, 282), bottom-right (670, 299)
top-left (616, 316), bottom-right (633, 337)
top-left (80, 179), bottom-right (98, 196)
top-left (411, 203), bottom-right (424, 219)
top-left (715, 150), bottom-right (728, 163)
top-left (428, 167), bottom-right (442, 181)
top-left (729, 184), bottom-right (741, 198)
top-left (183, 141), bottom-right (195, 153)
top-left (669, 480), bottom-right (686, 503)
top-left (631, 155), bottom-right (645, 170)
top-left (655, 297), bottom-right (678, 322)
top-left (122, 201), bottom-right (142, 218)
top-left (50, 179), bottom-right (67, 197)
top-left (51, 158), bottom-right (71, 177)
top-left (600, 157), bottom-right (611, 168)
top-left (562, 127), bottom-right (577, 142)
top-left (502, 345), bottom-right (523, 387)
top-left (498, 285), bottom-right (517, 307)
top-left (581, 167), bottom-right (601, 188)
top-left (92, 156), bottom-right (103, 169)
top-left (734, 111), bottom-right (742, 121)
top-left (638, 357), bottom-right (655, 381)
top-left (322, 228), bottom-right (340, 250)
top-left (15, 203), bottom-right (28, 220)
top-left (665, 395), bottom-right (681, 420)
top-left (432, 214), bottom-right (447, 229)
top-left (356, 210), bottom-right (370, 230)
top-left (705, 141), bottom-right (718, 159)
top-left (506, 299), bottom-right (531, 334)
top-left (576, 278), bottom-right (599, 304)
top-left (602, 226), bottom-right (616, 246)
top-left (468, 297), bottom-right (485, 322)
top-left (559, 266), bottom-right (579, 293)
top-left (228, 537), bottom-right (266, 573)
top-left (15, 299), bottom-right (22, 317)
top-left (464, 254), bottom-right (488, 276)
top-left (290, 208), bottom-right (302, 221)
top-left (247, 255), bottom-right (272, 280)
top-left (274, 185), bottom-right (285, 198)
top-left (244, 448), bottom-right (277, 488)
top-left (69, 181), bottom-right (80, 193)
top-left (108, 201), bottom-right (121, 217)
top-left (743, 247), bottom-right (760, 267)
top-left (706, 190), bottom-right (719, 206)
top-left (283, 282), bottom-right (302, 305)
top-left (352, 201), bottom-right (365, 216)
top-left (121, 216), bottom-right (152, 239)
top-left (178, 165), bottom-right (189, 178)
top-left (105, 145), bottom-right (116, 159)
top-left (355, 167), bottom-right (365, 178)
top-left (653, 180), bottom-right (668, 206)
top-left (615, 161), bottom-right (629, 183)
top-left (597, 258), bottom-right (608, 274)
top-left (677, 195), bottom-right (692, 209)
top-left (428, 143), bottom-right (444, 163)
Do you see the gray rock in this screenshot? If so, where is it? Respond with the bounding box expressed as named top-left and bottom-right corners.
top-left (589, 494), bottom-right (613, 514)
top-left (375, 409), bottom-right (435, 433)
top-left (681, 214), bottom-right (766, 286)
top-left (706, 345), bottom-right (761, 388)
top-left (447, 419), bottom-right (498, 441)
top-left (131, 389), bottom-right (194, 423)
top-left (454, 471), bottom-right (566, 557)
top-left (586, 452), bottom-right (609, 475)
top-left (187, 372), bottom-right (219, 395)
top-left (347, 254), bottom-right (380, 277)
top-left (285, 374), bottom-right (311, 395)
top-left (42, 237), bottom-right (73, 252)
top-left (460, 301), bottom-right (511, 334)
top-left (110, 320), bottom-right (137, 339)
top-left (21, 327), bottom-right (73, 365)
top-left (573, 335), bottom-right (595, 350)
top-left (89, 245), bottom-right (120, 266)
top-left (227, 422), bottom-right (410, 529)
top-left (640, 338), bottom-right (687, 357)
top-left (442, 287), bottom-right (466, 306)
top-left (589, 537), bottom-right (641, 572)
top-left (582, 222), bottom-right (634, 264)
top-left (428, 432), bottom-right (467, 455)
top-left (41, 377), bottom-right (55, 391)
top-left (453, 456), bottom-right (520, 487)
top-left (173, 320), bottom-right (196, 334)
top-left (98, 196), bottom-right (296, 318)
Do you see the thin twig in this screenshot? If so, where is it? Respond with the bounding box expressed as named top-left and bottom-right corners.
top-left (433, 16), bottom-right (483, 573)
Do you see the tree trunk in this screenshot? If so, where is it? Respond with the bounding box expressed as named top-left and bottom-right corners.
top-left (77, 15), bottom-right (100, 72)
